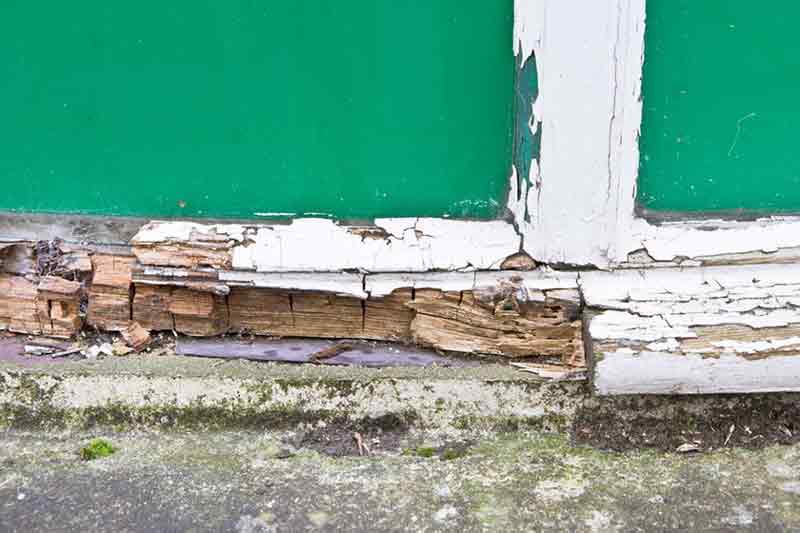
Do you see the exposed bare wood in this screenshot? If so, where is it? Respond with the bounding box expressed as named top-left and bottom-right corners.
top-left (132, 222), bottom-right (246, 270)
top-left (132, 285), bottom-right (174, 331)
top-left (228, 289), bottom-right (365, 339)
top-left (0, 273), bottom-right (41, 334)
top-left (122, 322), bottom-right (151, 352)
top-left (132, 284), bottom-right (228, 336)
top-left (364, 288), bottom-right (413, 341)
top-left (409, 287), bottom-right (582, 360)
top-left (0, 244), bottom-right (36, 275)
top-left (172, 289), bottom-right (229, 337)
top-left (500, 252), bottom-right (538, 271)
top-left (36, 276), bottom-right (82, 338)
top-left (87, 254), bottom-right (135, 331)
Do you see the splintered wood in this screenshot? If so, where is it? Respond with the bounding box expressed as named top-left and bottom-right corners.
top-left (129, 272), bottom-right (585, 364)
top-left (583, 265), bottom-right (800, 395)
top-left (409, 286), bottom-right (583, 360)
top-left (131, 222), bottom-right (245, 270)
top-left (0, 273), bottom-right (83, 339)
top-left (0, 231), bottom-right (585, 366)
top-left (87, 254), bottom-right (135, 331)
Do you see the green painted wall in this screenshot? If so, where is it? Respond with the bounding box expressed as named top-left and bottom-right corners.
top-left (1, 2), bottom-right (514, 220)
top-left (638, 1), bottom-right (800, 214)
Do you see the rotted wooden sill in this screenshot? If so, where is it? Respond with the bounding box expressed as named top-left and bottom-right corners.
top-left (0, 238), bottom-right (586, 379)
top-left (5, 220), bottom-right (800, 395)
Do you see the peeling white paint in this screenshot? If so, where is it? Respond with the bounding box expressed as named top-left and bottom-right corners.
top-left (594, 350), bottom-right (800, 395)
top-left (133, 222), bottom-right (249, 244)
top-left (132, 218), bottom-right (520, 274)
top-left (587, 264), bottom-right (800, 394)
top-left (712, 337), bottom-right (800, 355)
top-left (218, 271), bottom-right (367, 299)
top-left (366, 269), bottom-right (578, 298)
top-left (511, 0), bottom-right (647, 267)
top-left (625, 218), bottom-right (800, 265)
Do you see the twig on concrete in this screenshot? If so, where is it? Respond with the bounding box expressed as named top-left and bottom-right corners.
top-left (353, 432), bottom-right (371, 456)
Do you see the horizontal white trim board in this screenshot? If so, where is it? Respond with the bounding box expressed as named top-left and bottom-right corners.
top-left (583, 264), bottom-right (800, 395)
top-left (593, 350), bottom-right (800, 395)
top-left (132, 218), bottom-right (521, 273)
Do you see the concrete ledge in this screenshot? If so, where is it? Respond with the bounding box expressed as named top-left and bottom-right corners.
top-left (0, 356), bottom-right (585, 432)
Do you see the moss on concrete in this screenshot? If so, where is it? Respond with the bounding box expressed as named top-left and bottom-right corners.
top-left (80, 438), bottom-right (117, 461)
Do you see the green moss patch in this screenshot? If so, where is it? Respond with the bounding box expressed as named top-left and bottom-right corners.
top-left (80, 438), bottom-right (117, 461)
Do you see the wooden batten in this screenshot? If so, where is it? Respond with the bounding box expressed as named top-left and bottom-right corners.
top-left (127, 272), bottom-right (585, 365)
top-left (583, 265), bottom-right (800, 395)
top-left (87, 254), bottom-right (136, 331)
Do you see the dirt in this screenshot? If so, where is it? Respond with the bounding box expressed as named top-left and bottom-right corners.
top-left (293, 413), bottom-right (419, 457)
top-left (573, 395), bottom-right (800, 453)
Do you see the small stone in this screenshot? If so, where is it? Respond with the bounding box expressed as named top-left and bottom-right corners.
top-left (435, 484), bottom-right (452, 498)
top-left (307, 511), bottom-right (329, 528)
top-left (676, 443), bottom-right (701, 453)
top-left (433, 506), bottom-right (459, 523)
top-left (84, 346), bottom-right (101, 360)
top-left (781, 481), bottom-right (800, 495)
top-left (98, 343), bottom-right (114, 357)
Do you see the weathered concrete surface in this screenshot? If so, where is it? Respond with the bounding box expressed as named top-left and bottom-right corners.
top-left (3, 355), bottom-right (800, 456)
top-left (1, 430), bottom-right (799, 532)
top-left (0, 356), bottom-right (583, 434)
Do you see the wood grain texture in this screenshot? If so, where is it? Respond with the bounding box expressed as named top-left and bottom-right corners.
top-left (87, 254), bottom-right (135, 331)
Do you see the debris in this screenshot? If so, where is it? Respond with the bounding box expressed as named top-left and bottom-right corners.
top-left (85, 343), bottom-right (114, 360)
top-left (309, 343), bottom-right (353, 364)
top-left (500, 251), bottom-right (538, 271)
top-left (510, 361), bottom-right (587, 381)
top-left (85, 346), bottom-right (101, 360)
top-left (121, 322), bottom-right (152, 352)
top-left (98, 343), bottom-right (114, 357)
top-left (50, 348), bottom-right (82, 359)
top-left (353, 432), bottom-right (371, 456)
top-left (24, 345), bottom-right (55, 357)
top-left (676, 443), bottom-right (701, 454)
top-left (25, 337), bottom-right (70, 350)
top-left (111, 340), bottom-right (133, 357)
top-left (35, 239), bottom-right (63, 277)
top-left (724, 425), bottom-right (735, 447)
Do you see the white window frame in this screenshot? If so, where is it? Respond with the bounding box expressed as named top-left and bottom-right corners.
top-left (512, 0), bottom-right (800, 269)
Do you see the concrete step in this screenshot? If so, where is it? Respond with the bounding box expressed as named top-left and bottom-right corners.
top-left (0, 355), bottom-right (584, 433)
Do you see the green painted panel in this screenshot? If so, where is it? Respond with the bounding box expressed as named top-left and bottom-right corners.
top-left (638, 1), bottom-right (800, 214)
top-left (1, 2), bottom-right (514, 220)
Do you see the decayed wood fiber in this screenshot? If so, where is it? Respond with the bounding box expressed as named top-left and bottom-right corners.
top-left (104, 269), bottom-right (584, 361)
top-left (0, 243), bottom-right (87, 338)
top-left (87, 254), bottom-right (136, 331)
top-left (0, 243), bottom-right (585, 364)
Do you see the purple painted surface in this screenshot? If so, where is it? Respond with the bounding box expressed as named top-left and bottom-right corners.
top-left (176, 337), bottom-right (480, 368)
top-left (0, 336), bottom-right (73, 367)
